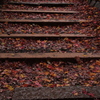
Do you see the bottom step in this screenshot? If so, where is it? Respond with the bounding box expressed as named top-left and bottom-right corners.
top-left (13, 86), bottom-right (100, 100)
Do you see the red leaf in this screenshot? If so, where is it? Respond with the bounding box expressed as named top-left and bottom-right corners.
top-left (88, 93), bottom-right (95, 97)
top-left (34, 81), bottom-right (43, 87)
top-left (22, 84), bottom-right (29, 87)
top-left (50, 84), bottom-right (56, 88)
top-left (47, 65), bottom-right (54, 69)
top-left (82, 89), bottom-right (88, 95)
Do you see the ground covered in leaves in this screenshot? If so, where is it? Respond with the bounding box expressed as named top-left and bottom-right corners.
top-left (0, 59), bottom-right (100, 93)
top-left (0, 22), bottom-right (99, 36)
top-left (0, 37), bottom-right (99, 53)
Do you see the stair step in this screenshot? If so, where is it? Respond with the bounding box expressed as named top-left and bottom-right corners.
top-left (1, 9), bottom-right (79, 13)
top-left (0, 19), bottom-right (92, 23)
top-left (0, 53), bottom-right (99, 58)
top-left (0, 34), bottom-right (93, 37)
top-left (12, 86), bottom-right (100, 100)
top-left (8, 2), bottom-right (74, 5)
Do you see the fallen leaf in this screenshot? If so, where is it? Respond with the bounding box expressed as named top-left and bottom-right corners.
top-left (72, 90), bottom-right (79, 96)
top-left (34, 81), bottom-right (43, 87)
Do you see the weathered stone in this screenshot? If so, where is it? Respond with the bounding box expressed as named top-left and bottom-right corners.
top-left (12, 86), bottom-right (100, 100)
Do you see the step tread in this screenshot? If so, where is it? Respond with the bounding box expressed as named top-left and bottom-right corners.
top-left (1, 9), bottom-right (79, 13)
top-left (12, 86), bottom-right (100, 100)
top-left (0, 53), bottom-right (99, 58)
top-left (0, 19), bottom-right (92, 22)
top-left (0, 34), bottom-right (93, 37)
